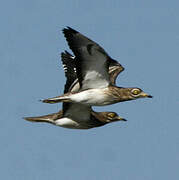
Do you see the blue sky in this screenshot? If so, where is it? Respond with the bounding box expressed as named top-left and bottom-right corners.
top-left (1, 0), bottom-right (179, 179)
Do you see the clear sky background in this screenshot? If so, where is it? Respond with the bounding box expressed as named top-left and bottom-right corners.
top-left (1, 0), bottom-right (179, 179)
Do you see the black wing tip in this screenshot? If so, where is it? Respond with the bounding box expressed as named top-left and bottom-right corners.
top-left (62, 26), bottom-right (78, 35)
top-left (61, 51), bottom-right (70, 58)
top-left (109, 58), bottom-right (119, 65)
top-left (64, 50), bottom-right (70, 55)
top-left (61, 51), bottom-right (74, 61)
top-left (64, 50), bottom-right (73, 57)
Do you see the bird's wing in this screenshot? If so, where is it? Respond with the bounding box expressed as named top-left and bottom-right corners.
top-left (61, 51), bottom-right (77, 93)
top-left (61, 51), bottom-right (124, 91)
top-left (63, 103), bottom-right (92, 123)
top-left (63, 27), bottom-right (111, 90)
top-left (61, 51), bottom-right (92, 122)
top-left (108, 59), bottom-right (124, 85)
top-left (61, 50), bottom-right (124, 90)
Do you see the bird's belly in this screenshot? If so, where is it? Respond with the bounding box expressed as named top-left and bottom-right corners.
top-left (55, 117), bottom-right (90, 129)
top-left (70, 88), bottom-right (114, 106)
top-left (55, 117), bottom-right (80, 129)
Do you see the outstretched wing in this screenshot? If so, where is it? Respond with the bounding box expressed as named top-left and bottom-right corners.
top-left (61, 51), bottom-right (124, 93)
top-left (61, 51), bottom-right (92, 120)
top-left (63, 27), bottom-right (112, 90)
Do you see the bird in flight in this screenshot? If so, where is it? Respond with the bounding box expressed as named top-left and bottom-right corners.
top-left (24, 51), bottom-right (126, 129)
top-left (42, 27), bottom-right (152, 105)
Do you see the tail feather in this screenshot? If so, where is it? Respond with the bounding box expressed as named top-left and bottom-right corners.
top-left (23, 112), bottom-right (63, 124)
top-left (23, 116), bottom-right (54, 124)
top-left (41, 96), bottom-right (70, 104)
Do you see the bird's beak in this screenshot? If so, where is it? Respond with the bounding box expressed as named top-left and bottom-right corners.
top-left (141, 92), bottom-right (153, 98)
top-left (147, 95), bottom-right (153, 98)
top-left (117, 116), bottom-right (127, 121)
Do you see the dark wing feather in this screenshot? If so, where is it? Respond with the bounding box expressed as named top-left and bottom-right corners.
top-left (63, 27), bottom-right (110, 90)
top-left (63, 103), bottom-right (92, 123)
top-left (61, 51), bottom-right (78, 114)
top-left (61, 51), bottom-right (77, 93)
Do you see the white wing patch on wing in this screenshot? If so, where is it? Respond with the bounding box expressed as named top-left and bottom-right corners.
top-left (79, 46), bottom-right (110, 90)
top-left (84, 70), bottom-right (109, 89)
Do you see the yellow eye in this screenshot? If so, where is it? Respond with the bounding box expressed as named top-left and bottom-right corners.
top-left (132, 89), bottom-right (141, 95)
top-left (108, 113), bottom-right (116, 118)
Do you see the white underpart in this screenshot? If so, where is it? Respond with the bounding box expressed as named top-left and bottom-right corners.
top-left (67, 88), bottom-right (113, 106)
top-left (55, 117), bottom-right (80, 129)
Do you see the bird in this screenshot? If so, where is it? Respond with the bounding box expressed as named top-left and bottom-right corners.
top-left (24, 51), bottom-right (126, 129)
top-left (24, 111), bottom-right (125, 129)
top-left (41, 27), bottom-right (152, 105)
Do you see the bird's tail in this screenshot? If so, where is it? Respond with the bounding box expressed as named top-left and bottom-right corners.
top-left (40, 95), bottom-right (70, 104)
top-left (23, 112), bottom-right (61, 124)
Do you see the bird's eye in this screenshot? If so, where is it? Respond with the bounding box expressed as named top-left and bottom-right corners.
top-left (108, 113), bottom-right (116, 118)
top-left (131, 89), bottom-right (141, 95)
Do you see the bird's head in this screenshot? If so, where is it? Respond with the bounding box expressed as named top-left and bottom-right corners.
top-left (102, 112), bottom-right (127, 123)
top-left (118, 87), bottom-right (153, 101)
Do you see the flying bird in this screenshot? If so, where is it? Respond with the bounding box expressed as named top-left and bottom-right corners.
top-left (24, 51), bottom-right (126, 129)
top-left (42, 27), bottom-right (152, 105)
